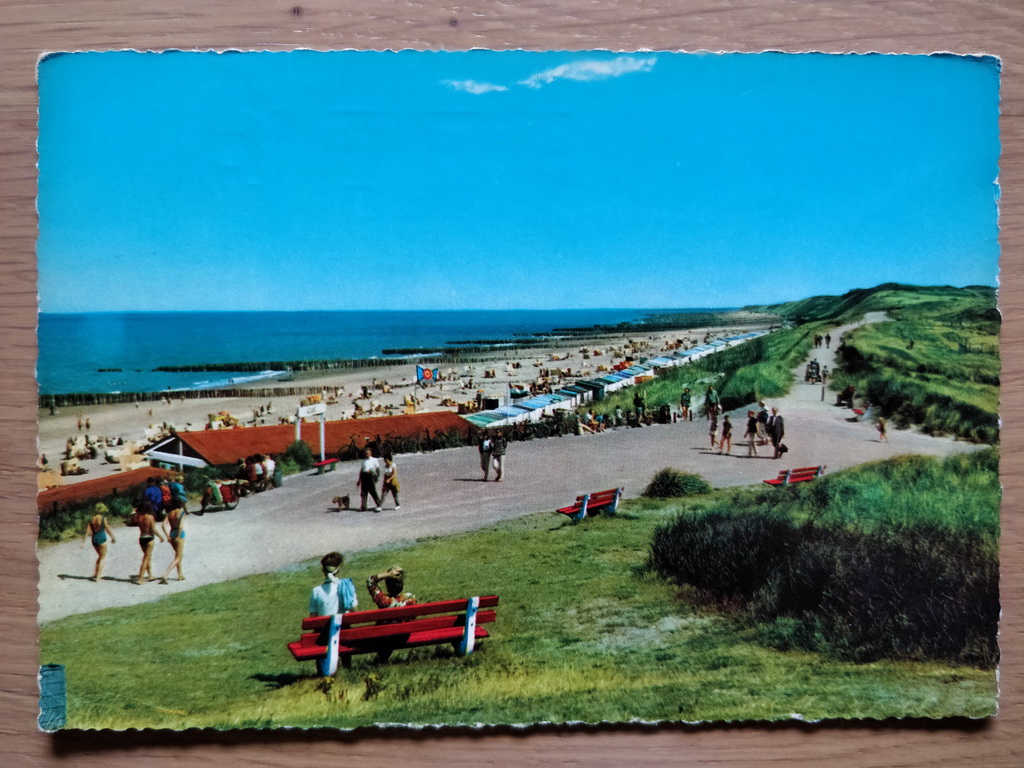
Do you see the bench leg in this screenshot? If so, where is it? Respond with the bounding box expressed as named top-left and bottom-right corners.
top-left (458, 597), bottom-right (480, 656)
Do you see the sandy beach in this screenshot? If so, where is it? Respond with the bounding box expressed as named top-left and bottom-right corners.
top-left (37, 314), bottom-right (774, 485)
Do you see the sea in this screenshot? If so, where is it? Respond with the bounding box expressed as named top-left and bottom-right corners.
top-left (36, 309), bottom-right (718, 396)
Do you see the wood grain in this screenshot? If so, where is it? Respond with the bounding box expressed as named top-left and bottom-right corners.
top-left (1, 1), bottom-right (1020, 765)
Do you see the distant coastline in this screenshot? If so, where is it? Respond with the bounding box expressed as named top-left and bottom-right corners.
top-left (38, 307), bottom-right (770, 398)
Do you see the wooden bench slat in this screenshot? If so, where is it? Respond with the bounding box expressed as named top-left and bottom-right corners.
top-left (338, 626), bottom-right (490, 657)
top-left (337, 610), bottom-right (496, 644)
top-left (338, 595), bottom-right (499, 627)
top-left (288, 640), bottom-right (329, 660)
top-left (301, 596), bottom-right (499, 630)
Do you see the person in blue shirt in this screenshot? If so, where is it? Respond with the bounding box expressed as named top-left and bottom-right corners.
top-left (309, 552), bottom-right (358, 617)
top-left (144, 476), bottom-right (164, 517)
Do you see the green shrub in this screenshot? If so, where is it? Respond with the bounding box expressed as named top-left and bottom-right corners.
top-left (649, 506), bottom-right (797, 599)
top-left (643, 468), bottom-right (711, 498)
top-left (647, 452), bottom-right (1001, 667)
top-left (283, 440), bottom-right (315, 471)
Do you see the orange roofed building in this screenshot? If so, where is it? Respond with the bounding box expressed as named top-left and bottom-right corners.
top-left (37, 465), bottom-right (179, 514)
top-left (143, 411), bottom-right (474, 469)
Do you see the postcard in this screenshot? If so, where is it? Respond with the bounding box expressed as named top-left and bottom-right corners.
top-left (36, 50), bottom-right (1000, 730)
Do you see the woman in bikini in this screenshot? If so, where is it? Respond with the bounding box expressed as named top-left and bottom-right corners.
top-left (82, 502), bottom-right (115, 582)
top-left (158, 505), bottom-right (187, 583)
top-left (136, 504), bottom-right (165, 584)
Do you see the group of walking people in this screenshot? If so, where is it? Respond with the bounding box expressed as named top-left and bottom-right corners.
top-left (354, 447), bottom-right (401, 512)
top-left (707, 400), bottom-right (787, 459)
top-left (477, 430), bottom-right (509, 481)
top-left (83, 474), bottom-right (190, 585)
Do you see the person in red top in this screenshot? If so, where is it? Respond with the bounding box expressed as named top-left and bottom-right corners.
top-left (366, 566), bottom-right (417, 609)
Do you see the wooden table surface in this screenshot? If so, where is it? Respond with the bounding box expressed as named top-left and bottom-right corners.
top-left (1, 1), bottom-right (1021, 765)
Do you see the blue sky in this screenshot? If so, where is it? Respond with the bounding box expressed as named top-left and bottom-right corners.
top-left (37, 50), bottom-right (1001, 312)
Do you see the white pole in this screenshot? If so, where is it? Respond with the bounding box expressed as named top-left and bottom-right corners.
top-left (319, 413), bottom-right (326, 462)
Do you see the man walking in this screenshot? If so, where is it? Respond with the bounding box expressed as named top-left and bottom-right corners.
top-left (769, 407), bottom-right (786, 459)
top-left (491, 429), bottom-right (508, 481)
top-left (478, 432), bottom-right (494, 481)
top-left (357, 447), bottom-right (382, 511)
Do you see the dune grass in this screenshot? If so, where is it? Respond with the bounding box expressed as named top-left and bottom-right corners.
top-left (830, 299), bottom-right (999, 443)
top-left (649, 450), bottom-right (1000, 668)
top-left (42, 468), bottom-right (997, 729)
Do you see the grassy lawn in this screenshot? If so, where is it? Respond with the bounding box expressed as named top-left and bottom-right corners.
top-left (42, 493), bottom-right (997, 729)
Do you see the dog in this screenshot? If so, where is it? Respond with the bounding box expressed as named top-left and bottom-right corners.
top-left (332, 495), bottom-right (350, 512)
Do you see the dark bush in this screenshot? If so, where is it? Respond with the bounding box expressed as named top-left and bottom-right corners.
top-left (643, 468), bottom-right (711, 498)
top-left (649, 469), bottom-right (1000, 667)
top-left (649, 506), bottom-right (797, 599)
top-left (283, 440), bottom-right (315, 471)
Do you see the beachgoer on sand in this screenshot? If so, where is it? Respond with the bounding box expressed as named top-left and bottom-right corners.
top-left (82, 503), bottom-right (115, 582)
top-left (709, 410), bottom-right (718, 449)
top-left (357, 447), bottom-right (382, 512)
top-left (877, 417), bottom-right (888, 442)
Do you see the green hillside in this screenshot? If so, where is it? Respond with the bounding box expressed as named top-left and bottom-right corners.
top-left (747, 283), bottom-right (998, 326)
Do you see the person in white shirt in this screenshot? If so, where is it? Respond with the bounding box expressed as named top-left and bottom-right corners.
top-left (357, 447), bottom-right (382, 511)
top-left (263, 454), bottom-right (277, 489)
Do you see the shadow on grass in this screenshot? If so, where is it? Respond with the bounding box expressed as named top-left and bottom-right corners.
top-left (250, 672), bottom-right (306, 690)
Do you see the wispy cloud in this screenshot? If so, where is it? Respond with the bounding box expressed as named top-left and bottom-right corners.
top-left (444, 79), bottom-right (509, 95)
top-left (519, 56), bottom-right (657, 89)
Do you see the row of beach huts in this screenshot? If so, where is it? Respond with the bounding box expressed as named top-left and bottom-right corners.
top-left (462, 330), bottom-right (770, 429)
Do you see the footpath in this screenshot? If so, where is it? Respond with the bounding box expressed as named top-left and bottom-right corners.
top-left (38, 312), bottom-right (980, 623)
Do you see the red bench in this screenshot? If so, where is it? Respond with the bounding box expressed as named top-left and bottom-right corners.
top-left (763, 466), bottom-right (826, 486)
top-left (557, 487), bottom-right (623, 523)
top-left (313, 458), bottom-right (338, 474)
top-left (287, 595), bottom-right (499, 676)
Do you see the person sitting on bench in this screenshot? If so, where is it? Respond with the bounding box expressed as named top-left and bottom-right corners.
top-left (309, 552), bottom-right (358, 617)
top-left (366, 566), bottom-right (417, 609)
